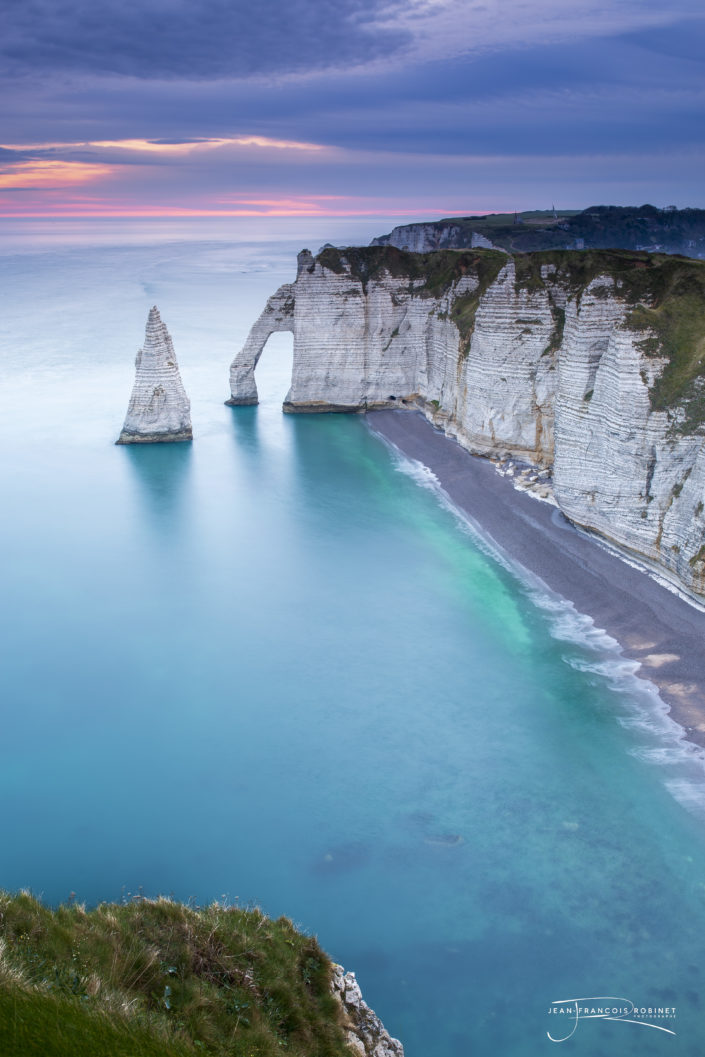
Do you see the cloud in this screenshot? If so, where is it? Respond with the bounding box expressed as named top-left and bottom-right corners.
top-left (0, 159), bottom-right (113, 190)
top-left (620, 15), bottom-right (705, 61)
top-left (3, 9), bottom-right (703, 153)
top-left (376, 0), bottom-right (699, 64)
top-left (0, 0), bottom-right (409, 80)
top-left (2, 0), bottom-right (698, 83)
top-left (1, 135), bottom-right (325, 162)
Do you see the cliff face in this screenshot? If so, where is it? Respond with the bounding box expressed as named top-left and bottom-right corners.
top-left (118, 306), bottom-right (192, 443)
top-left (552, 285), bottom-right (705, 597)
top-left (228, 246), bottom-right (705, 601)
top-left (371, 222), bottom-right (503, 253)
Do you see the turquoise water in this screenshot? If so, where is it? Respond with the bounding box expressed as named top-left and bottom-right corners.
top-left (2, 219), bottom-right (705, 1056)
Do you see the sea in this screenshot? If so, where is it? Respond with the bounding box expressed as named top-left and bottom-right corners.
top-left (2, 216), bottom-right (705, 1056)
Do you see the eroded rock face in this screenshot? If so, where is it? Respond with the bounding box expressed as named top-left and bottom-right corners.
top-left (552, 284), bottom-right (705, 594)
top-left (118, 306), bottom-right (192, 444)
top-left (434, 260), bottom-right (557, 462)
top-left (228, 247), bottom-right (705, 600)
top-left (371, 222), bottom-right (503, 253)
top-left (331, 965), bottom-right (404, 1057)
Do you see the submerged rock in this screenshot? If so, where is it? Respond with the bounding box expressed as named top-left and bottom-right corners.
top-left (117, 306), bottom-right (192, 444)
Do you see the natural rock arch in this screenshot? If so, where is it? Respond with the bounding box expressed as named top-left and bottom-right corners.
top-left (226, 283), bottom-right (296, 406)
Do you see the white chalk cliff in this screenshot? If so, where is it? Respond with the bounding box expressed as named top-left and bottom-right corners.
top-left (372, 222), bottom-right (503, 253)
top-left (331, 965), bottom-right (404, 1057)
top-left (228, 246), bottom-right (705, 601)
top-left (118, 306), bottom-right (192, 444)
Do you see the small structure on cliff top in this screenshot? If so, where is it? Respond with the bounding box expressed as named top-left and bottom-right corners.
top-left (117, 306), bottom-right (192, 444)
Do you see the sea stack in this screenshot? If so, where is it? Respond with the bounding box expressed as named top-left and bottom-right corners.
top-left (117, 306), bottom-right (192, 444)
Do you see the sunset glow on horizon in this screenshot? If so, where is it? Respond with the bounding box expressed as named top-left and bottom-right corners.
top-left (0, 135), bottom-right (473, 218)
top-left (0, 137), bottom-right (501, 218)
top-left (0, 199), bottom-right (496, 220)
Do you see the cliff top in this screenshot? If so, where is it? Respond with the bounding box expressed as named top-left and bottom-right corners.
top-left (317, 242), bottom-right (705, 301)
top-left (0, 889), bottom-right (349, 1057)
top-left (317, 243), bottom-right (507, 295)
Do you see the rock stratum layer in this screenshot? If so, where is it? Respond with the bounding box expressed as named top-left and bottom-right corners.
top-left (118, 306), bottom-right (192, 444)
top-left (229, 245), bottom-right (705, 601)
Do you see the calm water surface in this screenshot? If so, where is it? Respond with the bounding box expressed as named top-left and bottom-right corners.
top-left (1, 218), bottom-right (705, 1056)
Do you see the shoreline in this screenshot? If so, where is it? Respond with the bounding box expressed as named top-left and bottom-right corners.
top-left (367, 408), bottom-right (705, 750)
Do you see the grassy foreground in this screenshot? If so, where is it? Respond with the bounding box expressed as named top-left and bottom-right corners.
top-left (0, 891), bottom-right (351, 1057)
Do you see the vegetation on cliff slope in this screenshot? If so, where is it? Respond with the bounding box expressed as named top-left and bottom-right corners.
top-left (512, 251), bottom-right (705, 426)
top-left (627, 265), bottom-right (705, 430)
top-left (0, 891), bottom-right (349, 1057)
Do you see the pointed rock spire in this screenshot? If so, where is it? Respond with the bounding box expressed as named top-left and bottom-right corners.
top-left (117, 306), bottom-right (192, 444)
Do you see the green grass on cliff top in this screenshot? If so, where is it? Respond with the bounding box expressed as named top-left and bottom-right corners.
top-left (317, 243), bottom-right (506, 297)
top-left (0, 891), bottom-right (350, 1057)
top-left (317, 245), bottom-right (705, 427)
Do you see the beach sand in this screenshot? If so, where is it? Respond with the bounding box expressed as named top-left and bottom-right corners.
top-left (368, 409), bottom-right (705, 749)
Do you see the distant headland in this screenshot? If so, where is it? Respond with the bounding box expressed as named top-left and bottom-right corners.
top-left (371, 205), bottom-right (705, 258)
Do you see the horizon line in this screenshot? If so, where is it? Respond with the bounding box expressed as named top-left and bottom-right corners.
top-left (0, 207), bottom-right (511, 220)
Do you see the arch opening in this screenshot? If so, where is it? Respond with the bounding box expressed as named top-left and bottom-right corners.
top-left (252, 331), bottom-right (294, 406)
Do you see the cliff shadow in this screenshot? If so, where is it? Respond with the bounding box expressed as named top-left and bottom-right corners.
top-left (120, 441), bottom-right (193, 526)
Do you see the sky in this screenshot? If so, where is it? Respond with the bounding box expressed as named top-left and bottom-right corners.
top-left (1, 0), bottom-right (704, 218)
